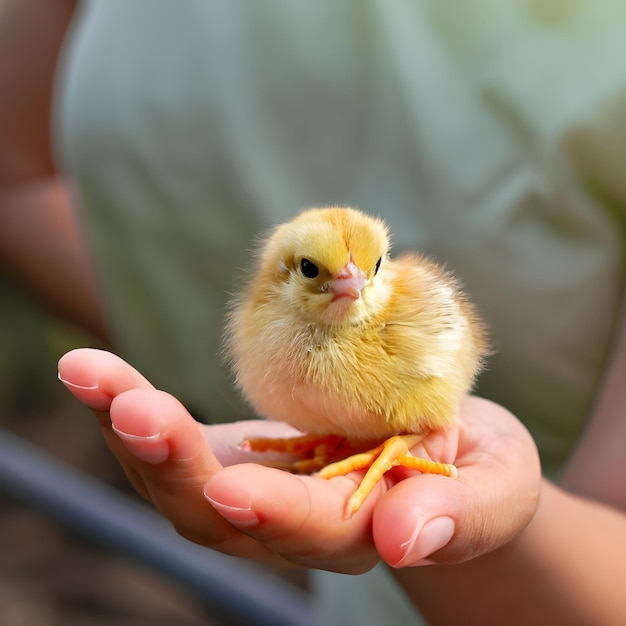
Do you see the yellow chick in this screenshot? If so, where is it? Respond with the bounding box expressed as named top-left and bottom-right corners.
top-left (225, 207), bottom-right (488, 517)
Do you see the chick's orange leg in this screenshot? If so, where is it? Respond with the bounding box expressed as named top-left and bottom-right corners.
top-left (318, 434), bottom-right (458, 518)
top-left (240, 433), bottom-right (349, 473)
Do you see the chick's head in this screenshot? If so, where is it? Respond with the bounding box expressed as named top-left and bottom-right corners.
top-left (255, 207), bottom-right (391, 326)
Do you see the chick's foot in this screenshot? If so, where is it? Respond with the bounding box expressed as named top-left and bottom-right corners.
top-left (240, 433), bottom-right (369, 473)
top-left (318, 434), bottom-right (459, 518)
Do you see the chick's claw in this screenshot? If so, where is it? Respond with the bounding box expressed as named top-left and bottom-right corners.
top-left (318, 434), bottom-right (459, 518)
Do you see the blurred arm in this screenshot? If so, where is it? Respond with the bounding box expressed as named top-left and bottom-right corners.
top-left (0, 0), bottom-right (109, 342)
top-left (560, 290), bottom-right (626, 508)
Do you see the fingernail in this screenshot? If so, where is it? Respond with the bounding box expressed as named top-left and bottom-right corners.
top-left (393, 516), bottom-right (455, 567)
top-left (204, 491), bottom-right (260, 528)
top-left (112, 424), bottom-right (170, 464)
top-left (57, 371), bottom-right (99, 391)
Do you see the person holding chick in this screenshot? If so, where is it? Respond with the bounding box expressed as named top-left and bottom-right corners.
top-left (3, 1), bottom-right (626, 624)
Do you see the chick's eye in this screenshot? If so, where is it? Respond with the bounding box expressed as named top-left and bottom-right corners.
top-left (374, 257), bottom-right (382, 275)
top-left (300, 258), bottom-right (319, 278)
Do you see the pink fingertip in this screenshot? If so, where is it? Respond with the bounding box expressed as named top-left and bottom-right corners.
top-left (392, 516), bottom-right (455, 567)
top-left (57, 370), bottom-right (114, 412)
top-left (112, 423), bottom-right (170, 464)
top-left (57, 371), bottom-right (99, 391)
top-left (204, 492), bottom-right (260, 528)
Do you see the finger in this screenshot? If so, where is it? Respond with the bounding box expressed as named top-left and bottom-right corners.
top-left (373, 403), bottom-right (541, 567)
top-left (111, 390), bottom-right (301, 565)
top-left (58, 348), bottom-right (154, 416)
top-left (204, 464), bottom-right (382, 574)
top-left (58, 348), bottom-right (160, 494)
top-left (373, 474), bottom-right (472, 566)
top-left (58, 349), bottom-right (282, 562)
top-left (59, 349), bottom-right (226, 536)
top-left (108, 387), bottom-right (241, 546)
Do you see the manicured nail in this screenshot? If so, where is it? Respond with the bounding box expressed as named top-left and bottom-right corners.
top-left (112, 424), bottom-right (170, 464)
top-left (204, 491), bottom-right (260, 528)
top-left (393, 516), bottom-right (455, 567)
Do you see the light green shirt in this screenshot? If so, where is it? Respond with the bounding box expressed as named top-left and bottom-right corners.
top-left (56, 1), bottom-right (626, 623)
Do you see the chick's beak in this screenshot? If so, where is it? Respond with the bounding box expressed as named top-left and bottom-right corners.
top-left (330, 262), bottom-right (368, 302)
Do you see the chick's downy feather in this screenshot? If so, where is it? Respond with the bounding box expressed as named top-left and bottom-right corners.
top-left (225, 207), bottom-right (487, 443)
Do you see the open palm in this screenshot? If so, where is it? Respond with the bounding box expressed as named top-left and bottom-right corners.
top-left (58, 348), bottom-right (540, 573)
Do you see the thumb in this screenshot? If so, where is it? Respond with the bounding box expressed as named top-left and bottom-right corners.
top-left (373, 467), bottom-right (539, 567)
top-left (374, 398), bottom-right (541, 568)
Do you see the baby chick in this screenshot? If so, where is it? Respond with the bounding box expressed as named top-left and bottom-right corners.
top-left (225, 207), bottom-right (488, 517)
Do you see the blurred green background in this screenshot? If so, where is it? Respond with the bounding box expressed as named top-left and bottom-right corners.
top-left (0, 272), bottom-right (97, 459)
